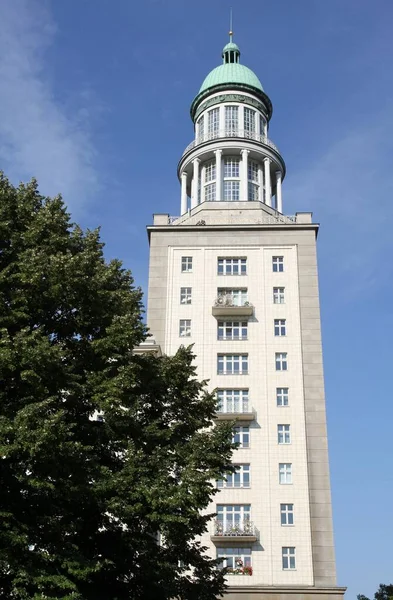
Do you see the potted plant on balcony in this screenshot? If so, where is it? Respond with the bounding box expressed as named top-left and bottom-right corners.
top-left (243, 566), bottom-right (253, 576)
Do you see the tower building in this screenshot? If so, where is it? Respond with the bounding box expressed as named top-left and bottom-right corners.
top-left (146, 34), bottom-right (345, 600)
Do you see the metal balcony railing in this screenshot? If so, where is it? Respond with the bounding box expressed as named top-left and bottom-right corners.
top-left (182, 129), bottom-right (280, 156)
top-left (213, 520), bottom-right (256, 538)
top-left (214, 295), bottom-right (251, 308)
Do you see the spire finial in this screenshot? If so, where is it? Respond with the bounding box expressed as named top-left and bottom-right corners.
top-left (229, 7), bottom-right (233, 42)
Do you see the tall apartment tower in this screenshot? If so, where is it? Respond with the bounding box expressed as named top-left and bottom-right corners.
top-left (147, 35), bottom-right (345, 600)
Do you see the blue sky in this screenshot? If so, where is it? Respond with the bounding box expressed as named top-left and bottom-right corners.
top-left (0, 0), bottom-right (392, 596)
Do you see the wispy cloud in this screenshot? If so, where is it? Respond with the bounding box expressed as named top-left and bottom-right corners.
top-left (286, 107), bottom-right (393, 304)
top-left (0, 0), bottom-right (98, 214)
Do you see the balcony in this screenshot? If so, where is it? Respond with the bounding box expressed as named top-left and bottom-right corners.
top-left (212, 295), bottom-right (253, 317)
top-left (215, 407), bottom-right (255, 422)
top-left (211, 520), bottom-right (257, 543)
top-left (182, 129), bottom-right (280, 157)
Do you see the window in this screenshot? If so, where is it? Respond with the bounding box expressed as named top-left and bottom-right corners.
top-left (179, 319), bottom-right (191, 337)
top-left (280, 504), bottom-right (294, 526)
top-left (181, 256), bottom-right (193, 272)
top-left (248, 182), bottom-right (259, 201)
top-left (218, 258), bottom-right (247, 275)
top-left (197, 115), bottom-right (204, 141)
top-left (218, 321), bottom-right (248, 341)
top-left (207, 108), bottom-right (219, 137)
top-left (272, 256), bottom-right (284, 272)
top-left (282, 547), bottom-right (296, 570)
top-left (274, 319), bottom-right (286, 336)
top-left (217, 354), bottom-right (248, 375)
top-left (223, 180), bottom-right (240, 201)
top-left (216, 505), bottom-right (251, 535)
top-left (217, 464), bottom-right (250, 488)
top-left (273, 287), bottom-right (285, 304)
top-left (180, 287), bottom-right (192, 304)
top-left (248, 160), bottom-right (258, 182)
top-left (224, 158), bottom-right (240, 178)
top-left (225, 106), bottom-right (238, 135)
top-left (217, 389), bottom-right (249, 413)
top-left (205, 183), bottom-right (216, 202)
top-left (205, 161), bottom-right (216, 182)
top-left (233, 426), bottom-right (250, 448)
top-left (279, 463), bottom-right (292, 484)
top-left (217, 547), bottom-right (252, 574)
top-left (260, 114), bottom-right (267, 137)
top-left (276, 387), bottom-right (289, 407)
top-left (244, 108), bottom-right (256, 137)
top-left (276, 352), bottom-right (288, 371)
top-left (278, 424), bottom-right (291, 444)
top-left (217, 288), bottom-right (248, 306)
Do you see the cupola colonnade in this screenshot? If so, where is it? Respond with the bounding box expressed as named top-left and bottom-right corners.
top-left (177, 38), bottom-right (286, 216)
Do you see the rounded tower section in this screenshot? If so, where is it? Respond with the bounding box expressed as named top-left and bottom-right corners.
top-left (178, 36), bottom-right (285, 216)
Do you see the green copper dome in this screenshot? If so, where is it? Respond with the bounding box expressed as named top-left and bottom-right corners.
top-left (199, 62), bottom-right (264, 94)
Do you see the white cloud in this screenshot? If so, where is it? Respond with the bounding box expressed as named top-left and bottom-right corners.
top-left (285, 108), bottom-right (393, 304)
top-left (0, 0), bottom-right (98, 214)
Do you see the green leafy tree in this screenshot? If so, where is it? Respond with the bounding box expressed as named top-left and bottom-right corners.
top-left (358, 584), bottom-right (393, 600)
top-left (0, 173), bottom-right (235, 600)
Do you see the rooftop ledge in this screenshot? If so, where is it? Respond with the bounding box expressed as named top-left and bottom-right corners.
top-left (151, 209), bottom-right (313, 227)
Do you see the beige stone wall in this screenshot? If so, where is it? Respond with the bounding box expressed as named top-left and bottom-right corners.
top-left (146, 207), bottom-right (338, 589)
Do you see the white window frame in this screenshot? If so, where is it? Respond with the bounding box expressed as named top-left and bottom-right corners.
top-left (233, 426), bottom-right (250, 448)
top-left (179, 319), bottom-right (191, 337)
top-left (217, 389), bottom-right (249, 413)
top-left (279, 463), bottom-right (292, 484)
top-left (217, 288), bottom-right (248, 306)
top-left (244, 107), bottom-right (256, 137)
top-left (207, 108), bottom-right (220, 138)
top-left (225, 106), bottom-right (239, 135)
top-left (273, 287), bottom-right (285, 303)
top-left (282, 547), bottom-right (296, 570)
top-left (181, 256), bottom-right (193, 272)
top-left (197, 114), bottom-right (204, 141)
top-left (272, 256), bottom-right (284, 272)
top-left (276, 387), bottom-right (289, 407)
top-left (218, 321), bottom-right (248, 341)
top-left (248, 182), bottom-right (259, 201)
top-left (217, 354), bottom-right (248, 375)
top-left (217, 547), bottom-right (252, 572)
top-left (223, 180), bottom-right (240, 201)
top-left (274, 319), bottom-right (286, 336)
top-left (205, 182), bottom-right (216, 202)
top-left (218, 258), bottom-right (247, 275)
top-left (217, 464), bottom-right (250, 488)
top-left (224, 157), bottom-right (240, 178)
top-left (217, 504), bottom-right (251, 530)
top-left (280, 503), bottom-right (294, 526)
top-left (260, 114), bottom-right (267, 137)
top-left (278, 424), bottom-right (291, 444)
top-left (276, 352), bottom-right (288, 371)
top-left (180, 287), bottom-right (192, 304)
top-left (205, 161), bottom-right (216, 182)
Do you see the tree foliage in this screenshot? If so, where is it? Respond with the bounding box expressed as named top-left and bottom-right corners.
top-left (0, 173), bottom-right (235, 599)
top-left (358, 584), bottom-right (393, 600)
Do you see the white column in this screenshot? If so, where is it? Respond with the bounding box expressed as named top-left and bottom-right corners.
top-left (215, 149), bottom-right (222, 201)
top-left (276, 170), bottom-right (283, 213)
top-left (191, 158), bottom-right (200, 209)
top-left (181, 171), bottom-right (187, 215)
top-left (258, 163), bottom-right (263, 203)
top-left (201, 164), bottom-right (206, 204)
top-left (241, 149), bottom-right (249, 201)
top-left (264, 157), bottom-right (271, 206)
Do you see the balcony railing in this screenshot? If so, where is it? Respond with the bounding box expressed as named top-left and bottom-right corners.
top-left (215, 404), bottom-right (255, 421)
top-left (211, 520), bottom-right (257, 543)
top-left (213, 295), bottom-right (253, 317)
top-left (182, 129), bottom-right (280, 156)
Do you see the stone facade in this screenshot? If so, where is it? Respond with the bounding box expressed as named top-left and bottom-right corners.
top-left (146, 203), bottom-right (344, 598)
